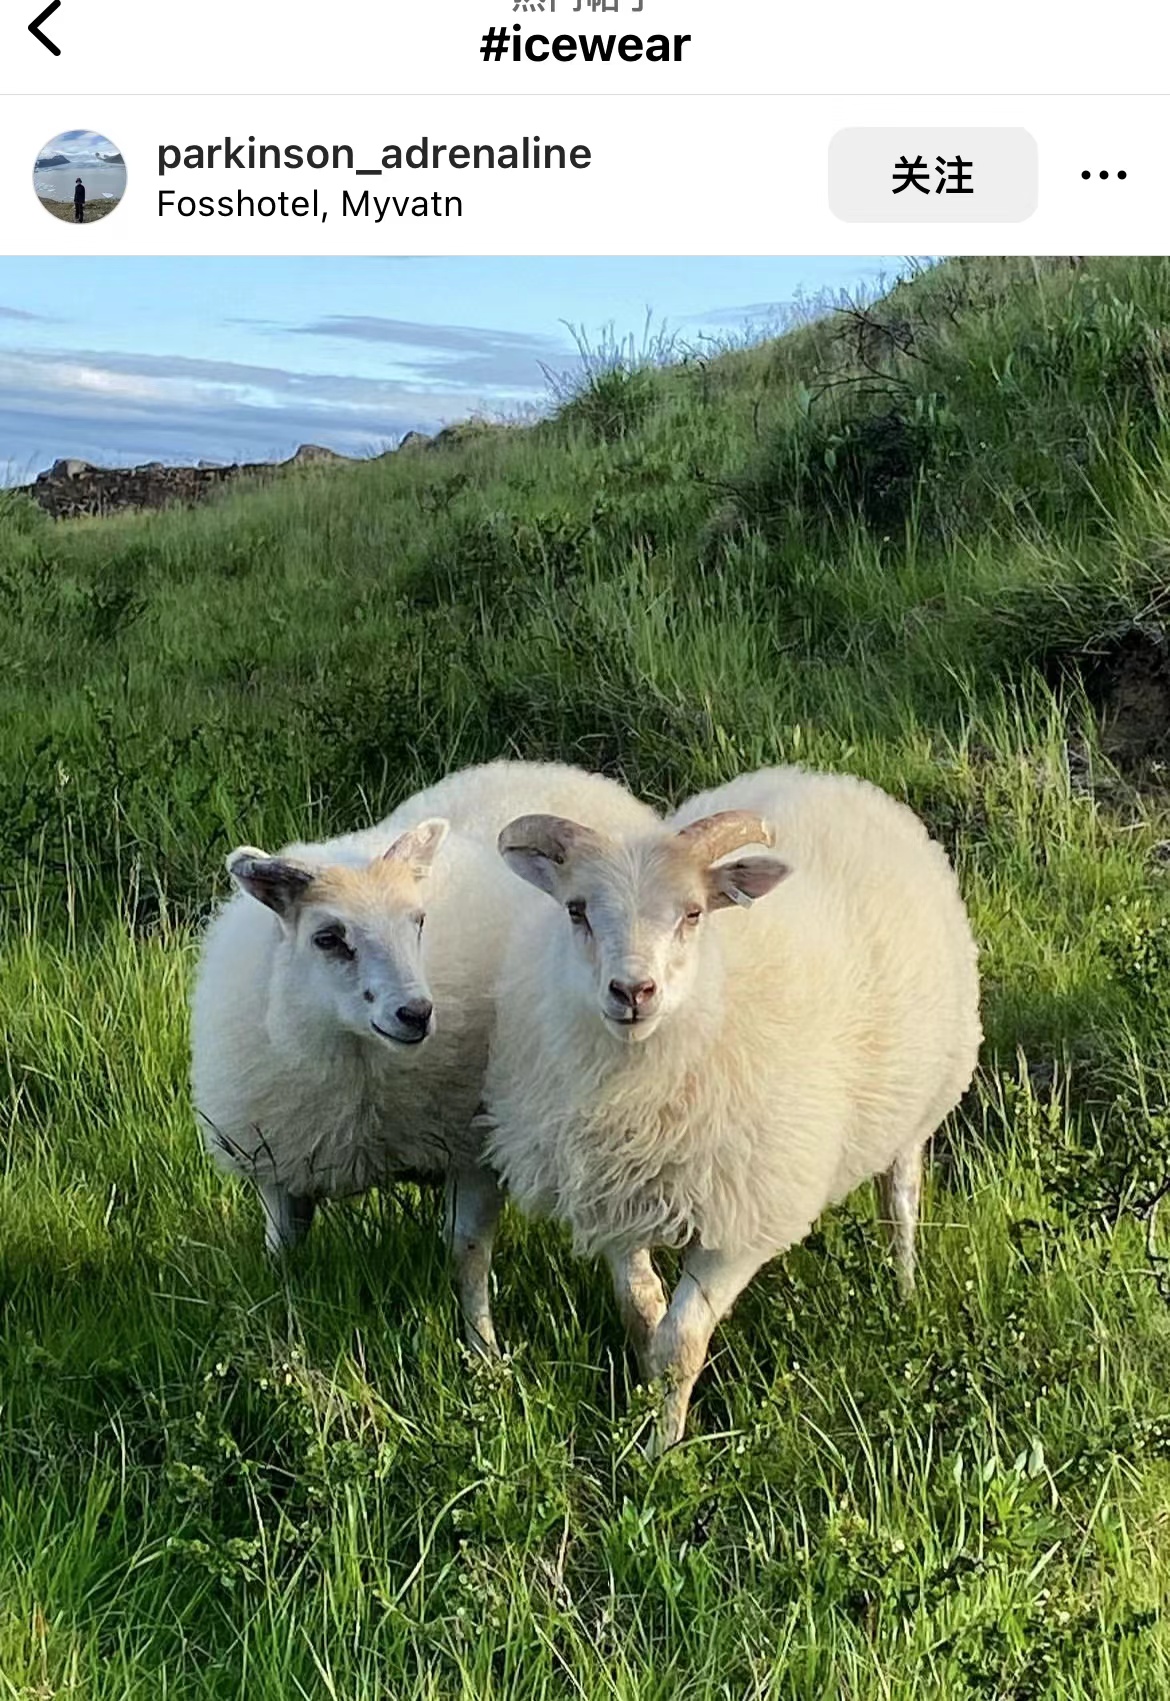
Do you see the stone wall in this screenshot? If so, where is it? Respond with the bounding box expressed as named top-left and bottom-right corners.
top-left (16, 444), bottom-right (356, 521)
top-left (15, 423), bottom-right (513, 521)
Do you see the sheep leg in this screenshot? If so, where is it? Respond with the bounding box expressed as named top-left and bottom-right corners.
top-left (645, 1244), bottom-right (767, 1458)
top-left (607, 1247), bottom-right (668, 1379)
top-left (444, 1167), bottom-right (503, 1359)
top-left (259, 1183), bottom-right (316, 1254)
top-left (876, 1141), bottom-right (924, 1299)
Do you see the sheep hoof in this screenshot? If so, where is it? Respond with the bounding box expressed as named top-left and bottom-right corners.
top-left (643, 1419), bottom-right (684, 1462)
top-left (463, 1318), bottom-right (502, 1359)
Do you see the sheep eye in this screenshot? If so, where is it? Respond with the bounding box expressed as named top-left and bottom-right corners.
top-left (683, 906), bottom-right (703, 928)
top-left (415, 913), bottom-right (425, 934)
top-left (567, 900), bottom-right (589, 929)
top-left (313, 928), bottom-right (349, 955)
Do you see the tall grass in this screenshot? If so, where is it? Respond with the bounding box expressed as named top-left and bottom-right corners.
top-left (3, 256), bottom-right (1170, 1697)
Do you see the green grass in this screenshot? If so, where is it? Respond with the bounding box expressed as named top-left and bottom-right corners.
top-left (4, 255), bottom-right (1170, 1697)
top-left (35, 198), bottom-right (122, 225)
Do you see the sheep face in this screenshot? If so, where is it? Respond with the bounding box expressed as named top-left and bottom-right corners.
top-left (226, 819), bottom-right (449, 1050)
top-left (499, 811), bottom-right (791, 1042)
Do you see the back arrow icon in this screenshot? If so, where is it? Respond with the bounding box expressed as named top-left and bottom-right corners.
top-left (29, 0), bottom-right (62, 54)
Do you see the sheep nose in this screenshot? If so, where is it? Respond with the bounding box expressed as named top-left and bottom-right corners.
top-left (608, 978), bottom-right (657, 1012)
top-left (396, 998), bottom-right (433, 1035)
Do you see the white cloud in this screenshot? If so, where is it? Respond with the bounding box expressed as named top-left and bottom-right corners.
top-left (0, 342), bottom-right (547, 481)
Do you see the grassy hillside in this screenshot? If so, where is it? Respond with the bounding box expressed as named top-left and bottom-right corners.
top-left (3, 255), bottom-right (1170, 1698)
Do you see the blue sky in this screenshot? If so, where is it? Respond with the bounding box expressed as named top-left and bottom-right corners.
top-left (0, 256), bottom-right (913, 480)
top-left (35, 129), bottom-right (123, 166)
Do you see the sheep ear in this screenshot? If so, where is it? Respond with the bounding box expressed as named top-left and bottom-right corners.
top-left (497, 814), bottom-right (601, 899)
top-left (383, 817), bottom-right (449, 879)
top-left (707, 856), bottom-right (791, 911)
top-left (227, 847), bottom-right (315, 916)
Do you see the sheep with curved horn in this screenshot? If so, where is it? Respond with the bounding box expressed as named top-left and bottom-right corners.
top-left (482, 765), bottom-right (981, 1451)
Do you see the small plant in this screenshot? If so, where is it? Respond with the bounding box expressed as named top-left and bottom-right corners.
top-left (544, 313), bottom-right (679, 442)
top-left (1099, 896), bottom-right (1170, 1004)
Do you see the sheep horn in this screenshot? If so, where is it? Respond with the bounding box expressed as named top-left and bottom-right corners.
top-left (675, 810), bottom-right (775, 863)
top-left (498, 814), bottom-right (604, 865)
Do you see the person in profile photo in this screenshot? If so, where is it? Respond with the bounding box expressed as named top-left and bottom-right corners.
top-left (33, 131), bottom-right (126, 225)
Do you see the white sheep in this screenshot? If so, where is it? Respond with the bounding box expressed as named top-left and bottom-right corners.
top-left (481, 765), bottom-right (981, 1450)
top-left (190, 759), bottom-right (659, 1355)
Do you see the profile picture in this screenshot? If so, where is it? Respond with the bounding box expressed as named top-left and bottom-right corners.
top-left (33, 128), bottom-right (127, 225)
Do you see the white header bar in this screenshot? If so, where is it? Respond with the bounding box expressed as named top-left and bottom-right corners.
top-left (9, 0), bottom-right (1170, 97)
